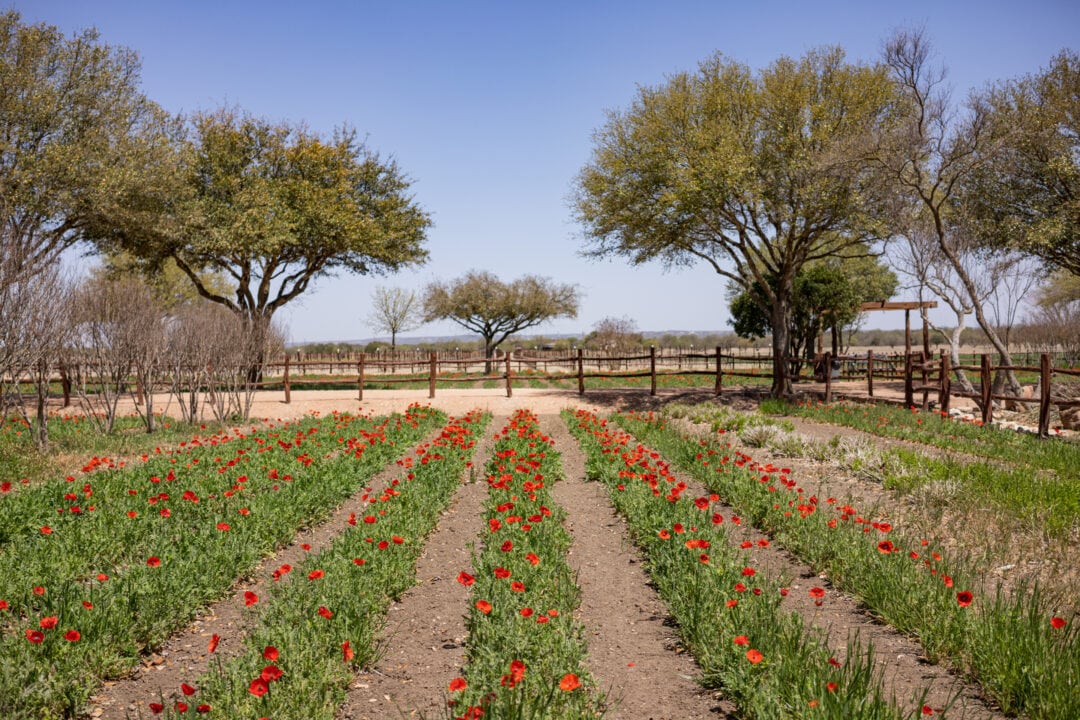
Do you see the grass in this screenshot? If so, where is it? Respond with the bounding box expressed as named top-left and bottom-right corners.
top-left (614, 410), bottom-right (1080, 719)
top-left (0, 406), bottom-right (446, 719)
top-left (564, 409), bottom-right (921, 720)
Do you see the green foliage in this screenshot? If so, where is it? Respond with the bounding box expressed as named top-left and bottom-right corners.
top-left (574, 47), bottom-right (897, 395)
top-left (0, 11), bottom-right (174, 275)
top-left (423, 271), bottom-right (579, 358)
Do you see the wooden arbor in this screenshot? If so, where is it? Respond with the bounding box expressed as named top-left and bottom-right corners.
top-left (859, 300), bottom-right (939, 406)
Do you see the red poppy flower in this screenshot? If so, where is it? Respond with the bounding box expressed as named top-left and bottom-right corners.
top-left (500, 540), bottom-right (513, 552)
top-left (922, 706), bottom-right (934, 716)
top-left (510, 581), bottom-right (525, 592)
top-left (520, 607), bottom-right (534, 617)
top-left (342, 640), bottom-right (354, 661)
top-left (392, 535), bottom-right (404, 544)
top-left (263, 645), bottom-right (279, 661)
top-left (149, 702), bottom-right (164, 714)
top-left (147, 556), bottom-right (161, 567)
top-left (353, 558), bottom-right (366, 566)
top-left (658, 529), bottom-right (671, 539)
top-left (449, 677), bottom-right (467, 692)
top-left (457, 571), bottom-right (475, 586)
top-left (700, 553), bottom-right (709, 563)
top-left (208, 634), bottom-right (220, 653)
top-left (494, 567), bottom-right (511, 579)
top-left (260, 665), bottom-right (282, 682)
top-left (301, 543), bottom-right (311, 551)
top-left (39, 616), bottom-right (58, 630)
top-left (216, 523), bottom-right (230, 531)
top-left (741, 567), bottom-right (756, 577)
top-left (809, 587), bottom-right (825, 599)
top-left (560, 673), bottom-right (581, 691)
top-left (826, 681), bottom-right (838, 693)
top-left (25, 629), bottom-right (44, 643)
top-left (525, 553), bottom-right (540, 565)
top-left (509, 659), bottom-right (526, 682)
top-left (1051, 616), bottom-right (1067, 629)
top-left (377, 540), bottom-right (389, 550)
top-left (197, 705), bottom-right (210, 714)
top-left (726, 599), bottom-right (737, 608)
top-left (733, 635), bottom-right (749, 645)
top-left (746, 649), bottom-right (764, 664)
top-left (0, 600), bottom-right (8, 611)
top-left (248, 678), bottom-right (269, 697)
top-left (96, 574), bottom-right (108, 583)
top-left (40, 526), bottom-right (53, 535)
top-left (956, 591), bottom-right (973, 607)
top-left (476, 600), bottom-right (492, 614)
top-left (877, 541), bottom-right (894, 554)
top-left (318, 605), bottom-right (333, 619)
top-left (308, 569), bottom-right (324, 580)
top-left (181, 683), bottom-right (196, 696)
top-left (244, 591), bottom-right (259, 606)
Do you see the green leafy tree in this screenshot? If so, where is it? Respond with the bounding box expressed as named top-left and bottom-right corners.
top-left (0, 11), bottom-right (174, 278)
top-left (574, 48), bottom-right (896, 396)
top-left (95, 109), bottom-right (431, 376)
top-left (423, 271), bottom-right (579, 372)
top-left (963, 50), bottom-right (1080, 276)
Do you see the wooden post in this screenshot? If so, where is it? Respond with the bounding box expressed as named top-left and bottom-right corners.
top-left (505, 353), bottom-right (513, 398)
top-left (939, 351), bottom-right (951, 415)
top-left (866, 349), bottom-right (874, 398)
top-left (577, 348), bottom-right (585, 395)
top-left (903, 352), bottom-right (914, 408)
top-left (824, 352), bottom-right (833, 403)
top-left (429, 352), bottom-right (437, 399)
top-left (357, 354), bottom-right (365, 401)
top-left (1038, 353), bottom-right (1052, 438)
top-left (980, 354), bottom-right (992, 425)
top-left (650, 346), bottom-right (657, 396)
top-left (920, 350), bottom-right (929, 410)
top-left (715, 346), bottom-right (723, 396)
top-left (904, 309), bottom-right (911, 358)
top-left (284, 354), bottom-right (291, 404)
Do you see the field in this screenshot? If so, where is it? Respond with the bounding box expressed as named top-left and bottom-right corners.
top-left (1, 387), bottom-right (1077, 719)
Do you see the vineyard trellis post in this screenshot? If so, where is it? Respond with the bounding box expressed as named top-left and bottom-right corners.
top-left (577, 348), bottom-right (585, 396)
top-left (283, 354), bottom-right (291, 404)
top-left (980, 354), bottom-right (993, 425)
top-left (357, 354), bottom-right (365, 401)
top-left (1038, 353), bottom-right (1051, 438)
top-left (714, 346), bottom-right (722, 396)
top-left (650, 346), bottom-right (657, 396)
top-left (429, 352), bottom-right (437, 399)
top-left (866, 350), bottom-right (874, 398)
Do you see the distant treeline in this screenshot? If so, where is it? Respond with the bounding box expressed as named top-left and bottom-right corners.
top-left (293, 327), bottom-right (1018, 356)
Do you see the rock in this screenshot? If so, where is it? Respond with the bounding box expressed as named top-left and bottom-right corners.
top-left (1061, 406), bottom-right (1080, 431)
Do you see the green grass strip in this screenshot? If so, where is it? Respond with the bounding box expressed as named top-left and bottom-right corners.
top-left (0, 407), bottom-right (446, 720)
top-left (616, 411), bottom-right (1080, 719)
top-left (453, 409), bottom-right (602, 719)
top-left (154, 411), bottom-right (491, 719)
top-left (564, 409), bottom-right (918, 720)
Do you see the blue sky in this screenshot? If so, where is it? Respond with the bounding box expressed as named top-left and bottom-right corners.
top-left (14, 1), bottom-right (1080, 343)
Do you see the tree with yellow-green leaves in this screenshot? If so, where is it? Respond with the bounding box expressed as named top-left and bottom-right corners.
top-left (573, 47), bottom-right (897, 397)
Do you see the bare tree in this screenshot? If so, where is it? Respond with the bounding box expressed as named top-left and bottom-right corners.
top-left (874, 29), bottom-right (1023, 395)
top-left (366, 286), bottom-right (423, 349)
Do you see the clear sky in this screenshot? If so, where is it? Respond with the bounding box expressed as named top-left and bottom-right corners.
top-left (13, 0), bottom-right (1080, 343)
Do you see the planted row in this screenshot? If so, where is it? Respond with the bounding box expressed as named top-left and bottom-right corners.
top-left (616, 411), bottom-right (1079, 720)
top-left (452, 409), bottom-right (601, 719)
top-left (0, 406), bottom-right (446, 719)
top-left (565, 409), bottom-right (919, 720)
top-left (148, 411), bottom-right (490, 718)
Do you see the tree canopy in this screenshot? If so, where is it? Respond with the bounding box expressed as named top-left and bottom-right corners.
top-left (95, 109), bottom-right (431, 331)
top-left (961, 50), bottom-right (1080, 276)
top-left (0, 11), bottom-right (173, 279)
top-left (573, 47), bottom-right (896, 395)
top-left (423, 271), bottom-right (579, 367)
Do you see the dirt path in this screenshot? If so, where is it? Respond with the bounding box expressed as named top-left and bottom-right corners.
top-left (543, 417), bottom-right (734, 720)
top-left (87, 422), bottom-right (451, 720)
top-left (338, 414), bottom-right (504, 720)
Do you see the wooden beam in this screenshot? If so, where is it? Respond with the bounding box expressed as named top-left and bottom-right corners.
top-left (859, 300), bottom-right (939, 311)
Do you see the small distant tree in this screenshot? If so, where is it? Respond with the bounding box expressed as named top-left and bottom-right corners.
top-left (586, 317), bottom-right (643, 353)
top-left (366, 286), bottom-right (423, 349)
top-left (423, 271), bottom-right (579, 372)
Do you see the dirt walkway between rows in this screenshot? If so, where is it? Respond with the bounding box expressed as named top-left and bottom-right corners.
top-left (339, 414), bottom-right (504, 720)
top-left (543, 417), bottom-right (734, 720)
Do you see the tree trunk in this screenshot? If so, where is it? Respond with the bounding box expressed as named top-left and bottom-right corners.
top-left (35, 358), bottom-right (49, 450)
top-left (484, 337), bottom-right (495, 375)
top-left (769, 295), bottom-right (793, 397)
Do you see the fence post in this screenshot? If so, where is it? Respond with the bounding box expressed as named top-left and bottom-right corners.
top-left (824, 352), bottom-right (833, 403)
top-left (505, 353), bottom-right (513, 398)
top-left (429, 352), bottom-right (437, 399)
top-left (980, 354), bottom-right (992, 425)
top-left (866, 349), bottom-right (874, 398)
top-left (903, 353), bottom-right (914, 408)
top-left (920, 350), bottom-right (929, 410)
top-left (939, 351), bottom-right (951, 415)
top-left (577, 348), bottom-right (585, 396)
top-left (284, 355), bottom-right (291, 404)
top-left (650, 346), bottom-right (657, 396)
top-left (357, 354), bottom-right (365, 401)
top-left (1038, 353), bottom-right (1051, 438)
top-left (714, 346), bottom-right (723, 396)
